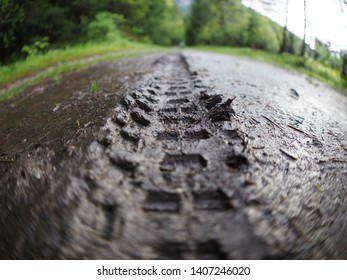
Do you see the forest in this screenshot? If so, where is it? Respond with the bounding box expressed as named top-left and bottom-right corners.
top-left (1, 0), bottom-right (346, 89)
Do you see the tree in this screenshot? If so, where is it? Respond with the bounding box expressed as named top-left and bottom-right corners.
top-left (246, 10), bottom-right (280, 51)
top-left (245, 0), bottom-right (290, 53)
top-left (0, 0), bottom-right (185, 64)
top-left (280, 0), bottom-right (289, 53)
top-left (187, 0), bottom-right (250, 46)
top-left (300, 0), bottom-right (307, 56)
top-left (86, 12), bottom-right (124, 42)
top-left (0, 0), bottom-right (24, 64)
top-left (186, 0), bottom-right (217, 45)
top-left (108, 0), bottom-right (184, 45)
top-left (337, 0), bottom-right (347, 83)
top-left (216, 0), bottom-right (227, 44)
top-left (342, 52), bottom-right (347, 83)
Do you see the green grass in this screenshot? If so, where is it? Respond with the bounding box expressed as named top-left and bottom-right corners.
top-left (194, 46), bottom-right (346, 93)
top-left (0, 49), bottom-right (161, 102)
top-left (0, 41), bottom-right (163, 101)
top-left (90, 80), bottom-right (100, 93)
top-left (3, 43), bottom-right (345, 102)
top-left (0, 40), bottom-right (156, 86)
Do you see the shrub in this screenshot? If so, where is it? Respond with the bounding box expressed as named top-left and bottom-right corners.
top-left (87, 12), bottom-right (124, 42)
top-left (21, 37), bottom-right (50, 57)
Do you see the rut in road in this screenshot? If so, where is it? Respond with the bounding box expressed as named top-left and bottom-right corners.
top-left (1, 52), bottom-right (346, 259)
top-left (69, 53), bottom-right (265, 259)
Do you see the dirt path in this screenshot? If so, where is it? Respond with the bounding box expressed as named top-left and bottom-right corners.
top-left (0, 51), bottom-right (346, 259)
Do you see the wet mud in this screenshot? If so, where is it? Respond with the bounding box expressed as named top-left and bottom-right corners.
top-left (0, 51), bottom-right (346, 259)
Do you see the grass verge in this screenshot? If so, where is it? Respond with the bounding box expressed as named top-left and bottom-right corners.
top-left (194, 46), bottom-right (346, 93)
top-left (0, 41), bottom-right (162, 101)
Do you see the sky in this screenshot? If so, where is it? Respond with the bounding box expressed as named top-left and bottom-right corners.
top-left (242, 0), bottom-right (347, 51)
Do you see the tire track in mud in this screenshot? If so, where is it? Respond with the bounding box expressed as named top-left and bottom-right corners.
top-left (1, 51), bottom-right (346, 259)
top-left (74, 53), bottom-right (266, 259)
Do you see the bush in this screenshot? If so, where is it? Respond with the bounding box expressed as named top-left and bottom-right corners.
top-left (341, 53), bottom-right (347, 83)
top-left (21, 37), bottom-right (50, 57)
top-left (87, 12), bottom-right (124, 42)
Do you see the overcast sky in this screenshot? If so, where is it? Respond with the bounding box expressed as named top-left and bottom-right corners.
top-left (242, 0), bottom-right (347, 51)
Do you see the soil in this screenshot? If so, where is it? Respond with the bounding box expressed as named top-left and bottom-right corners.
top-left (0, 51), bottom-right (346, 259)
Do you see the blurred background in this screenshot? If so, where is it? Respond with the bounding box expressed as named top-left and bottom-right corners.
top-left (1, 0), bottom-right (347, 90)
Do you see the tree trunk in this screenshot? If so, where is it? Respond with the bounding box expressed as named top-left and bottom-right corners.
top-left (217, 0), bottom-right (227, 45)
top-left (280, 0), bottom-right (289, 53)
top-left (342, 52), bottom-right (347, 82)
top-left (300, 0), bottom-right (307, 56)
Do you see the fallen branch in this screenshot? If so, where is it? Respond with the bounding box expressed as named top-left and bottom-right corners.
top-left (261, 115), bottom-right (283, 130)
top-left (287, 124), bottom-right (322, 146)
top-left (287, 124), bottom-right (307, 135)
top-left (0, 157), bottom-right (15, 162)
top-left (280, 148), bottom-right (298, 160)
top-left (319, 158), bottom-right (347, 164)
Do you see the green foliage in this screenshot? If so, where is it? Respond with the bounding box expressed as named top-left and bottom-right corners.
top-left (0, 41), bottom-right (158, 87)
top-left (286, 33), bottom-right (299, 55)
top-left (0, 0), bottom-right (24, 64)
top-left (87, 12), bottom-right (124, 42)
top-left (195, 46), bottom-right (346, 92)
top-left (54, 75), bottom-right (62, 84)
top-left (0, 42), bottom-right (161, 101)
top-left (314, 40), bottom-right (332, 63)
top-left (187, 0), bottom-right (280, 51)
top-left (90, 80), bottom-right (99, 93)
top-left (186, 0), bottom-right (212, 45)
top-left (21, 37), bottom-right (50, 57)
top-left (341, 52), bottom-right (347, 83)
top-left (0, 0), bottom-right (184, 65)
top-left (0, 0), bottom-right (24, 46)
top-left (2, 0), bottom-right (345, 92)
top-left (110, 0), bottom-right (184, 45)
top-left (246, 13), bottom-right (280, 52)
top-left (187, 0), bottom-right (247, 45)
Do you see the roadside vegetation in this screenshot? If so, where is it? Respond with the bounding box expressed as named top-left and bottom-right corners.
top-left (0, 41), bottom-right (158, 87)
top-left (195, 46), bottom-right (345, 92)
top-left (0, 45), bottom-right (163, 102)
top-left (1, 0), bottom-right (346, 101)
top-left (186, 0), bottom-right (347, 93)
top-left (1, 0), bottom-right (184, 65)
top-left (0, 0), bottom-right (179, 100)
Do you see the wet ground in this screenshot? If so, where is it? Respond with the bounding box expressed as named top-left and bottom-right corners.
top-left (0, 51), bottom-right (346, 259)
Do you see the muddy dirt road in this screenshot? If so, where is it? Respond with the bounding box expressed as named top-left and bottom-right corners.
top-left (0, 51), bottom-right (346, 259)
